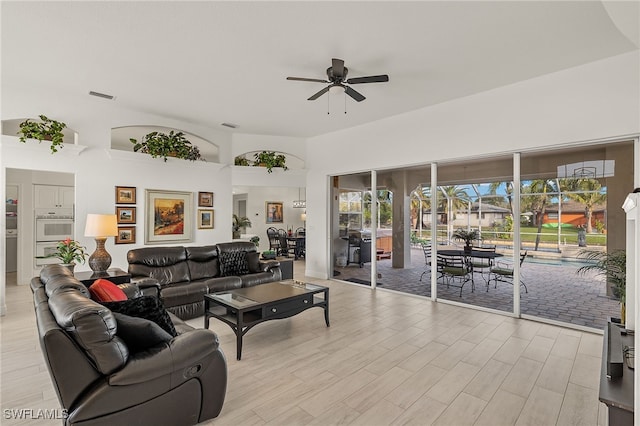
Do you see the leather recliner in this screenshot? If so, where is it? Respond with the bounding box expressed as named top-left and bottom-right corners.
top-left (31, 264), bottom-right (227, 425)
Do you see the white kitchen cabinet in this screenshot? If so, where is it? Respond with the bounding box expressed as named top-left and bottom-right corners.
top-left (34, 185), bottom-right (74, 209)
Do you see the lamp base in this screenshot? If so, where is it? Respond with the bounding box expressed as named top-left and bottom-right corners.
top-left (88, 237), bottom-right (112, 272)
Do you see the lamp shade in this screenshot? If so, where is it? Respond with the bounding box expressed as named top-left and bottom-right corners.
top-left (84, 214), bottom-right (118, 237)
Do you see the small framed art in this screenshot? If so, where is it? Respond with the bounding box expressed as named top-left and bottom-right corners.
top-left (115, 186), bottom-right (136, 204)
top-left (198, 209), bottom-right (214, 229)
top-left (115, 226), bottom-right (136, 244)
top-left (265, 201), bottom-right (283, 224)
top-left (116, 206), bottom-right (136, 224)
top-left (198, 192), bottom-right (214, 207)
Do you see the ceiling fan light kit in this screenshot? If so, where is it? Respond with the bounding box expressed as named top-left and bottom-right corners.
top-left (287, 58), bottom-right (389, 103)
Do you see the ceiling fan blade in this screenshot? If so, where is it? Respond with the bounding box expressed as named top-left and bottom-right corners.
top-left (332, 58), bottom-right (345, 78)
top-left (345, 86), bottom-right (366, 102)
top-left (307, 86), bottom-right (330, 101)
top-left (287, 77), bottom-right (329, 83)
top-left (345, 75), bottom-right (389, 84)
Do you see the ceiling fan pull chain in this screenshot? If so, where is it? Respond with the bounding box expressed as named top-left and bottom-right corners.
top-left (327, 91), bottom-right (330, 115)
top-left (344, 92), bottom-right (347, 114)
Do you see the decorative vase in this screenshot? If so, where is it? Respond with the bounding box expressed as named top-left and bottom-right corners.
top-left (232, 231), bottom-right (241, 239)
top-left (60, 263), bottom-right (76, 273)
top-left (463, 245), bottom-right (472, 254)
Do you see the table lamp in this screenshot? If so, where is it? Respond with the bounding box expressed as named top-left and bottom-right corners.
top-left (84, 214), bottom-right (118, 272)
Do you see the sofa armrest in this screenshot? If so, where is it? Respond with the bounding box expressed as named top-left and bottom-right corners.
top-left (131, 277), bottom-right (161, 298)
top-left (108, 329), bottom-right (220, 386)
top-left (259, 260), bottom-right (280, 273)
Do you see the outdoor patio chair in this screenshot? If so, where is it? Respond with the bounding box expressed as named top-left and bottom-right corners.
top-left (437, 254), bottom-right (472, 297)
top-left (419, 242), bottom-right (432, 282)
top-left (490, 251), bottom-right (528, 293)
top-left (470, 244), bottom-right (496, 288)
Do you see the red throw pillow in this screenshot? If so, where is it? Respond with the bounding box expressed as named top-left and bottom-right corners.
top-left (89, 279), bottom-right (127, 302)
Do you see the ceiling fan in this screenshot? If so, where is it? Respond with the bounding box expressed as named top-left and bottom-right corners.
top-left (286, 58), bottom-right (389, 102)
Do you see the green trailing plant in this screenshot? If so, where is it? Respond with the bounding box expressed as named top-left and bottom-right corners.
top-left (250, 236), bottom-right (260, 247)
top-left (234, 155), bottom-right (251, 166)
top-left (253, 151), bottom-right (288, 173)
top-left (452, 228), bottom-right (480, 248)
top-left (232, 214), bottom-right (252, 239)
top-left (18, 115), bottom-right (67, 153)
top-left (130, 130), bottom-right (202, 162)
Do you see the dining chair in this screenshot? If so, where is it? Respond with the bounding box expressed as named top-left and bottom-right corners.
top-left (437, 254), bottom-right (472, 297)
top-left (419, 242), bottom-right (432, 282)
top-left (278, 229), bottom-right (294, 257)
top-left (490, 251), bottom-right (528, 293)
top-left (266, 227), bottom-right (281, 255)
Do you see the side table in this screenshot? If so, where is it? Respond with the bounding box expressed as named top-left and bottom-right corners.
top-left (74, 268), bottom-right (131, 287)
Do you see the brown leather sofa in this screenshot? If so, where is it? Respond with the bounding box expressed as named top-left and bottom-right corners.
top-left (127, 241), bottom-right (282, 320)
top-left (32, 264), bottom-right (227, 425)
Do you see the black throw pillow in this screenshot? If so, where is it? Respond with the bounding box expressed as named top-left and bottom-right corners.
top-left (112, 312), bottom-right (173, 353)
top-left (219, 250), bottom-right (249, 276)
top-left (246, 251), bottom-right (260, 273)
top-left (101, 296), bottom-right (177, 337)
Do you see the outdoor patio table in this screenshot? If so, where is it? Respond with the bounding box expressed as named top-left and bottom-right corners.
top-left (437, 249), bottom-right (503, 285)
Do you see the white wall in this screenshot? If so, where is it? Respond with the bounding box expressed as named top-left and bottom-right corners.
top-left (304, 51), bottom-right (640, 279)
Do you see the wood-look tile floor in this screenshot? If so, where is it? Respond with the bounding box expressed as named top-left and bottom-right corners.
top-left (1, 270), bottom-right (607, 425)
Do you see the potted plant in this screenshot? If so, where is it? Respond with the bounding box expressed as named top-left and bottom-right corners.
top-left (52, 238), bottom-right (87, 272)
top-left (18, 115), bottom-right (67, 153)
top-left (234, 155), bottom-right (251, 166)
top-left (452, 228), bottom-right (480, 253)
top-left (250, 236), bottom-right (260, 247)
top-left (130, 130), bottom-right (202, 162)
top-left (262, 250), bottom-right (276, 260)
top-left (253, 151), bottom-right (288, 173)
top-left (232, 214), bottom-right (251, 239)
top-left (577, 249), bottom-right (626, 322)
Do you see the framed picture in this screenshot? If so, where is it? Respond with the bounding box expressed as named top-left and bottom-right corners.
top-left (115, 226), bottom-right (136, 244)
top-left (265, 201), bottom-right (284, 224)
top-left (198, 209), bottom-right (214, 229)
top-left (116, 206), bottom-right (136, 224)
top-left (145, 189), bottom-right (193, 244)
top-left (115, 186), bottom-right (136, 204)
top-left (198, 192), bottom-right (213, 207)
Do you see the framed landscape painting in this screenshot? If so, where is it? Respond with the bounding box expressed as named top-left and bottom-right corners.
top-left (116, 206), bottom-right (136, 224)
top-left (198, 192), bottom-right (213, 207)
top-left (198, 209), bottom-right (214, 229)
top-left (115, 186), bottom-right (136, 204)
top-left (115, 226), bottom-right (136, 244)
top-left (145, 189), bottom-right (193, 244)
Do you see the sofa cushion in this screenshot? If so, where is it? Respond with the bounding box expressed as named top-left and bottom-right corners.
top-left (89, 279), bottom-right (128, 302)
top-left (219, 251), bottom-right (249, 277)
top-left (112, 312), bottom-right (173, 353)
top-left (127, 246), bottom-right (190, 285)
top-left (246, 252), bottom-right (260, 274)
top-left (101, 296), bottom-right (177, 337)
top-left (186, 246), bottom-right (220, 280)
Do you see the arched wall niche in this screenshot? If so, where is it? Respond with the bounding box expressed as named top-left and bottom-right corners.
top-left (111, 125), bottom-right (219, 162)
top-left (1, 117), bottom-right (79, 145)
top-left (234, 150), bottom-right (305, 170)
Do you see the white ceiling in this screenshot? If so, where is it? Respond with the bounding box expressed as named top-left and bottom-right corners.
top-left (2, 1), bottom-right (638, 138)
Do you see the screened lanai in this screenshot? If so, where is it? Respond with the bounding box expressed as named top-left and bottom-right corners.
top-left (331, 140), bottom-right (635, 330)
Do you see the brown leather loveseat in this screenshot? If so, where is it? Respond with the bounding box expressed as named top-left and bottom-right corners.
top-left (31, 264), bottom-right (227, 425)
top-left (127, 241), bottom-right (282, 319)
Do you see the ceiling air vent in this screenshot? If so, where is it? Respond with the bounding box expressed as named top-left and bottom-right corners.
top-left (89, 91), bottom-right (115, 100)
top-left (221, 122), bottom-right (237, 129)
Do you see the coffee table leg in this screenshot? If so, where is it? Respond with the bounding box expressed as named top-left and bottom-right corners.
top-left (236, 312), bottom-right (243, 360)
top-left (324, 289), bottom-right (330, 327)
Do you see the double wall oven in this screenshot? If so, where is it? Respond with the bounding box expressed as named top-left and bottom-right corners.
top-left (35, 209), bottom-right (74, 266)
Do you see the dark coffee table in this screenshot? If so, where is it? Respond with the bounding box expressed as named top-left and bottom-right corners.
top-left (204, 281), bottom-right (329, 360)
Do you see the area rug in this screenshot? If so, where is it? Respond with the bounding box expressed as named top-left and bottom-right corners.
top-left (344, 278), bottom-right (382, 286)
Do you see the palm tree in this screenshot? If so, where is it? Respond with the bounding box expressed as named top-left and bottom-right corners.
top-left (523, 179), bottom-right (557, 251)
top-left (561, 178), bottom-right (607, 233)
top-left (438, 185), bottom-right (470, 241)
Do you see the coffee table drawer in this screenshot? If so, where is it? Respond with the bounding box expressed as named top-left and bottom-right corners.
top-left (265, 295), bottom-right (313, 318)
